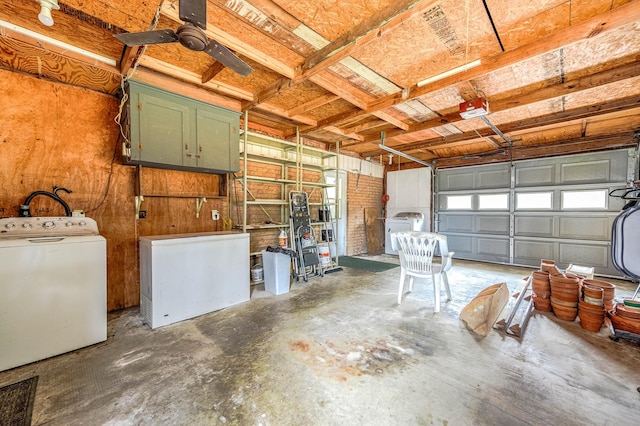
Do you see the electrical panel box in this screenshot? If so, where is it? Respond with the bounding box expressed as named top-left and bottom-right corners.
top-left (122, 80), bottom-right (240, 174)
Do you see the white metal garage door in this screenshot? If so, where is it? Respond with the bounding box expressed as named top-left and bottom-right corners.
top-left (435, 149), bottom-right (637, 276)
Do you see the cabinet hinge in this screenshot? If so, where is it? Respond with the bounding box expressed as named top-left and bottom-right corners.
top-left (136, 103), bottom-right (142, 111)
top-left (138, 143), bottom-right (143, 151)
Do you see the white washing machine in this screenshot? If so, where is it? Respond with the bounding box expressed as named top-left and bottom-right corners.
top-left (0, 216), bottom-right (107, 372)
top-left (385, 212), bottom-right (425, 255)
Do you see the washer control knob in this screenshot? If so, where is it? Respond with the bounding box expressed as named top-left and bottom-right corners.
top-left (42, 221), bottom-right (56, 229)
top-left (65, 222), bottom-right (74, 227)
top-left (22, 223), bottom-right (32, 229)
top-left (4, 223), bottom-right (15, 229)
top-left (79, 221), bottom-right (87, 226)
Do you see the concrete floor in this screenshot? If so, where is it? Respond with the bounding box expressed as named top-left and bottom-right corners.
top-left (2, 258), bottom-right (640, 425)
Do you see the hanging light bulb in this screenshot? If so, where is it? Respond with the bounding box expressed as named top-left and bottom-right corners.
top-left (37, 0), bottom-right (60, 27)
top-left (388, 153), bottom-right (393, 165)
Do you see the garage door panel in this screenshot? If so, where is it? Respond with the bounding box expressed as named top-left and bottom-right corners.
top-left (476, 215), bottom-right (510, 234)
top-left (515, 164), bottom-right (555, 187)
top-left (559, 243), bottom-right (610, 268)
top-left (439, 215), bottom-right (473, 233)
top-left (448, 235), bottom-right (473, 255)
top-left (478, 169), bottom-right (510, 189)
top-left (514, 240), bottom-right (555, 264)
top-left (560, 160), bottom-right (610, 184)
top-left (445, 173), bottom-right (474, 191)
top-left (515, 216), bottom-right (554, 237)
top-left (477, 237), bottom-right (510, 258)
top-left (436, 149), bottom-right (631, 277)
top-left (559, 216), bottom-right (610, 240)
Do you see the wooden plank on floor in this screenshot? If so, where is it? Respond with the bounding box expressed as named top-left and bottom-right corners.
top-left (365, 207), bottom-right (383, 255)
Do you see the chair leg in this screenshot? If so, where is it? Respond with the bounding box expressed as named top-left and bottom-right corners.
top-left (432, 273), bottom-right (441, 312)
top-left (442, 272), bottom-right (452, 301)
top-left (408, 276), bottom-right (415, 292)
top-left (398, 269), bottom-right (406, 304)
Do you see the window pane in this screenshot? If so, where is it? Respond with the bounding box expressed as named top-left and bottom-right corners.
top-left (478, 193), bottom-right (509, 210)
top-left (562, 190), bottom-right (607, 209)
top-left (447, 195), bottom-right (472, 210)
top-left (516, 192), bottom-right (552, 209)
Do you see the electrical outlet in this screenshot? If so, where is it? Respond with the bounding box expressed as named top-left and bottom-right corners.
top-left (212, 210), bottom-right (219, 220)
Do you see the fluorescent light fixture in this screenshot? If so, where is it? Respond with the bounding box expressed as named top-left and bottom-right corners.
top-left (0, 19), bottom-right (116, 66)
top-left (417, 59), bottom-right (482, 87)
top-left (37, 0), bottom-right (59, 27)
top-left (379, 132), bottom-right (431, 167)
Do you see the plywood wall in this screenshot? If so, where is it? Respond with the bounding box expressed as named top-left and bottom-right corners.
top-left (1, 69), bottom-right (386, 310)
top-left (0, 69), bottom-right (229, 311)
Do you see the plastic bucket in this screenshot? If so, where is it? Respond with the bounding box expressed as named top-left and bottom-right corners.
top-left (318, 244), bottom-right (331, 266)
top-left (251, 265), bottom-right (263, 282)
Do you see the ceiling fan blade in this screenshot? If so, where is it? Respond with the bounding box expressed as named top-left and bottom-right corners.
top-left (114, 29), bottom-right (179, 46)
top-left (180, 0), bottom-right (207, 30)
top-left (204, 40), bottom-right (254, 77)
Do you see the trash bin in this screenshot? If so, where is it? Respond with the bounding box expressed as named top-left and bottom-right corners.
top-left (261, 250), bottom-right (291, 295)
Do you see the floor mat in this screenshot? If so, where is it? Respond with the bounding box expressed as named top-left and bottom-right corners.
top-left (337, 256), bottom-right (399, 273)
top-left (0, 376), bottom-right (38, 426)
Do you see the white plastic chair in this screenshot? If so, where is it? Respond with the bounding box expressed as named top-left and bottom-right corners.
top-left (391, 231), bottom-right (454, 311)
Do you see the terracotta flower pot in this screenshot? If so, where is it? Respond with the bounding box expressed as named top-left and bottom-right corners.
top-left (609, 311), bottom-right (640, 334)
top-left (583, 279), bottom-right (615, 302)
top-left (582, 284), bottom-right (604, 301)
top-left (579, 313), bottom-right (604, 332)
top-left (533, 297), bottom-right (552, 312)
top-left (578, 300), bottom-right (605, 314)
top-left (550, 290), bottom-right (579, 303)
top-left (551, 296), bottom-right (578, 308)
top-left (615, 303), bottom-right (640, 320)
top-left (532, 271), bottom-right (550, 282)
top-left (552, 303), bottom-right (578, 321)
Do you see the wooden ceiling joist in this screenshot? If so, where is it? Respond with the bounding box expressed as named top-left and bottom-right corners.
top-left (312, 1), bottom-right (640, 132)
top-left (353, 59), bottom-right (640, 145)
top-left (302, 0), bottom-right (436, 75)
top-left (365, 98), bottom-right (640, 157)
top-left (436, 133), bottom-right (637, 168)
top-left (160, 0), bottom-right (297, 79)
top-left (201, 61), bottom-right (226, 83)
top-left (242, 77), bottom-right (293, 111)
top-left (286, 93), bottom-right (340, 117)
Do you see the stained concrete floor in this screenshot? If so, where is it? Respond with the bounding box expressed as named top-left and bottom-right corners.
top-left (2, 258), bottom-right (640, 425)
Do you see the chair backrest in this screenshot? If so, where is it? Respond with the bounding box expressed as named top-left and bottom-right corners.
top-left (391, 232), bottom-right (439, 273)
top-left (412, 231), bottom-right (450, 256)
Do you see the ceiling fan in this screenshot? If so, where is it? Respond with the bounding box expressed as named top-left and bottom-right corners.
top-left (113, 0), bottom-right (253, 77)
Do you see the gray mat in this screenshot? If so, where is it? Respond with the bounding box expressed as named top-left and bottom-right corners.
top-left (338, 256), bottom-right (399, 273)
top-left (0, 376), bottom-right (38, 426)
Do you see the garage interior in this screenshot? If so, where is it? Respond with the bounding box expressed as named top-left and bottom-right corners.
top-left (1, 0), bottom-right (640, 424)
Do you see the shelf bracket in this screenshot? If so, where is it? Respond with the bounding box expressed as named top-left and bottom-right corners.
top-left (135, 195), bottom-right (144, 219)
top-left (196, 197), bottom-right (207, 218)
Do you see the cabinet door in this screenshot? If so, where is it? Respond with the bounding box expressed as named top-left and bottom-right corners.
top-left (195, 108), bottom-right (239, 173)
top-left (137, 92), bottom-right (190, 167)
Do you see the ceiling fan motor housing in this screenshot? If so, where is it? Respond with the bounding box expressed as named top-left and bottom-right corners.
top-left (177, 24), bottom-right (208, 51)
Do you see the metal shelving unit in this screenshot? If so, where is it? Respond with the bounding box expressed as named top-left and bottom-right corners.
top-left (236, 113), bottom-right (340, 270)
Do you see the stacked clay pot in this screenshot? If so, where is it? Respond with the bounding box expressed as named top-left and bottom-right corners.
top-left (549, 272), bottom-right (580, 321)
top-left (531, 270), bottom-right (551, 312)
top-left (608, 299), bottom-right (640, 334)
top-left (578, 284), bottom-right (605, 332)
top-left (582, 279), bottom-right (616, 311)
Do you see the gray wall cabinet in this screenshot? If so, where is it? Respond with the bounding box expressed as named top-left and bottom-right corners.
top-left (123, 80), bottom-right (240, 174)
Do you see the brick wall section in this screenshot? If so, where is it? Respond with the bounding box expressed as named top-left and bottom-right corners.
top-left (346, 172), bottom-right (384, 255)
